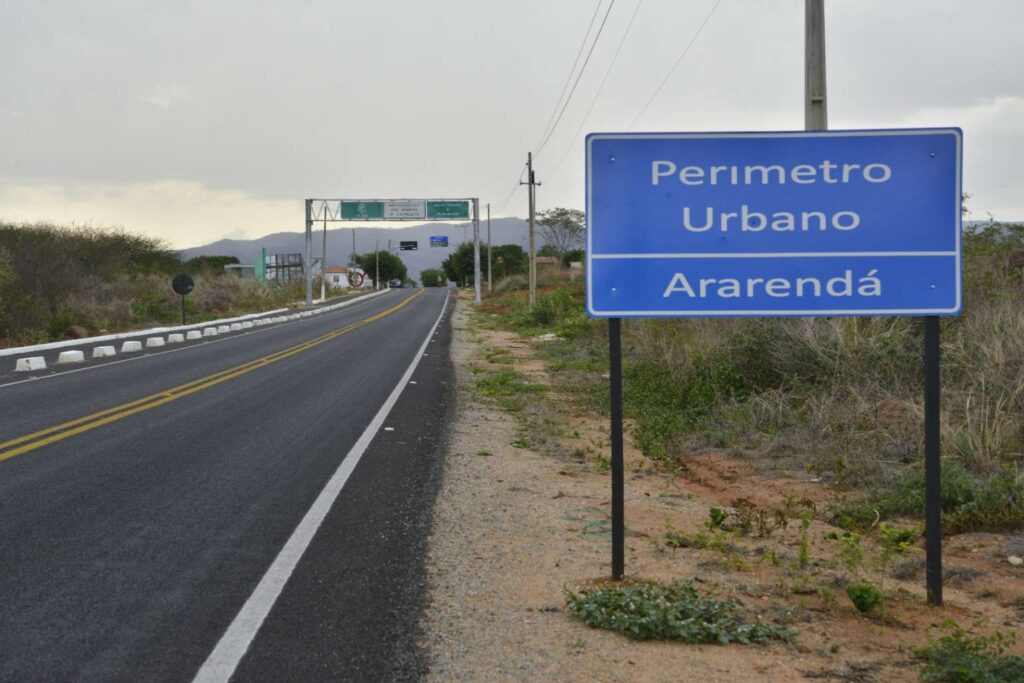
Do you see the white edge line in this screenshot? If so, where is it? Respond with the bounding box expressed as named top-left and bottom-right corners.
top-left (191, 289), bottom-right (449, 683)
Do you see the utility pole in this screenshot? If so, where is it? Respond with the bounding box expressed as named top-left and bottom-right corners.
top-left (375, 238), bottom-right (380, 290)
top-left (351, 228), bottom-right (356, 265)
top-left (473, 198), bottom-right (481, 305)
top-left (521, 152), bottom-right (541, 308)
top-left (304, 199), bottom-right (313, 306)
top-left (486, 202), bottom-right (492, 293)
top-left (320, 213), bottom-right (327, 303)
top-left (805, 0), bottom-right (827, 131)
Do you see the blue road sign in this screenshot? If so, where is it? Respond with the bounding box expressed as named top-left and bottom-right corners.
top-left (430, 235), bottom-right (449, 248)
top-left (586, 128), bottom-right (962, 317)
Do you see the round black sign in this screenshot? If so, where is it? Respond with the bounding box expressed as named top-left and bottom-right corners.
top-left (172, 273), bottom-right (195, 296)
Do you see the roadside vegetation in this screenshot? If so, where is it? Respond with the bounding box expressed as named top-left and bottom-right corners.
top-left (565, 578), bottom-right (794, 645)
top-left (462, 214), bottom-right (1024, 673)
top-left (476, 221), bottom-right (1024, 538)
top-left (0, 222), bottom-right (308, 347)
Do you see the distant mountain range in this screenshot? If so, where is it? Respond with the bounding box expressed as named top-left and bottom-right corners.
top-left (179, 218), bottom-right (535, 281)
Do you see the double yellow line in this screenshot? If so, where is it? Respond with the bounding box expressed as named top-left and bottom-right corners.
top-left (0, 290), bottom-right (424, 463)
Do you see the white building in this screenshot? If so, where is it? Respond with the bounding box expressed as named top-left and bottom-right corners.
top-left (324, 265), bottom-right (368, 289)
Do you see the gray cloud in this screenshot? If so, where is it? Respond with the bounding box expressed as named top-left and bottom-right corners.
top-left (1, 0), bottom-right (1021, 245)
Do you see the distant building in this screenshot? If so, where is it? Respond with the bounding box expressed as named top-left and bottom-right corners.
top-left (535, 256), bottom-right (560, 267)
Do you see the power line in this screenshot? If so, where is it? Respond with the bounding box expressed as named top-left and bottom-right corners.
top-left (533, 1), bottom-right (604, 154)
top-left (545, 0), bottom-right (643, 182)
top-left (534, 0), bottom-right (617, 159)
top-left (546, 0), bottom-right (722, 192)
top-left (627, 0), bottom-right (721, 130)
top-left (493, 165), bottom-right (527, 212)
top-left (495, 3), bottom-right (602, 216)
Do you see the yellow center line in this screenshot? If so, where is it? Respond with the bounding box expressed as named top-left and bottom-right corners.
top-left (0, 290), bottom-right (424, 462)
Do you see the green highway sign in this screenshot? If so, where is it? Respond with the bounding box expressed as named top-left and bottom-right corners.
top-left (341, 201), bottom-right (384, 220)
top-left (426, 200), bottom-right (470, 219)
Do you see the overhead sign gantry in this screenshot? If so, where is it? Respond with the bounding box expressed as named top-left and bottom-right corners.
top-left (303, 197), bottom-right (481, 304)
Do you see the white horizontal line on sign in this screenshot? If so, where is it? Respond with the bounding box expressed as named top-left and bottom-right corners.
top-left (591, 251), bottom-right (958, 259)
top-left (591, 307), bottom-right (961, 317)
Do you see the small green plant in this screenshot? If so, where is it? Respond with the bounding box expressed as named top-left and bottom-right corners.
top-left (836, 532), bottom-right (864, 576)
top-left (564, 579), bottom-right (793, 644)
top-left (915, 623), bottom-right (1024, 682)
top-left (876, 522), bottom-right (918, 586)
top-left (878, 522), bottom-right (917, 554)
top-left (596, 455), bottom-right (612, 471)
top-left (845, 582), bottom-right (883, 615)
top-left (708, 507), bottom-right (728, 529)
top-left (798, 510), bottom-right (812, 569)
top-left (476, 449), bottom-right (493, 457)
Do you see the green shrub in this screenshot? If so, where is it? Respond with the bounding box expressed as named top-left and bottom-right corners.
top-left (472, 368), bottom-right (546, 411)
top-left (845, 582), bottom-right (883, 614)
top-left (915, 623), bottom-right (1024, 682)
top-left (565, 579), bottom-right (793, 644)
top-left (831, 460), bottom-right (1024, 534)
top-left (623, 351), bottom-right (751, 461)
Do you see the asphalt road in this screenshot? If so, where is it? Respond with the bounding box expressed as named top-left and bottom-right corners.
top-left (0, 287), bottom-right (454, 682)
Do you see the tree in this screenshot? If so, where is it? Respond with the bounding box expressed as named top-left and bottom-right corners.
top-left (441, 242), bottom-right (475, 284)
top-left (561, 248), bottom-right (584, 267)
top-left (442, 243), bottom-right (528, 284)
top-left (354, 250), bottom-right (407, 285)
top-left (420, 268), bottom-right (445, 287)
top-left (537, 208), bottom-right (585, 255)
top-left (490, 244), bottom-right (528, 279)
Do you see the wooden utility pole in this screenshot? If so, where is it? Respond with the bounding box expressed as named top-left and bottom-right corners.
top-left (522, 152), bottom-right (541, 308)
top-left (804, 0), bottom-right (827, 131)
top-left (486, 202), bottom-right (492, 293)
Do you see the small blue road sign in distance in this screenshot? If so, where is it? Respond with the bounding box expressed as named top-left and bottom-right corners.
top-left (586, 128), bottom-right (962, 317)
top-left (430, 236), bottom-right (449, 248)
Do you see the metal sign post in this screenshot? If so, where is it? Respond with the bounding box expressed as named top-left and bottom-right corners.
top-left (608, 317), bottom-right (624, 580)
top-left (924, 316), bottom-right (942, 604)
top-left (586, 129), bottom-right (963, 593)
top-left (171, 273), bottom-right (195, 326)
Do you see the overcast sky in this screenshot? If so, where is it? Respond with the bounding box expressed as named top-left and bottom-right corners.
top-left (2, 0), bottom-right (1022, 248)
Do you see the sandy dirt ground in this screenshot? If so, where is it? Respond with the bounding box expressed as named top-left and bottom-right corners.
top-left (419, 297), bottom-right (1024, 682)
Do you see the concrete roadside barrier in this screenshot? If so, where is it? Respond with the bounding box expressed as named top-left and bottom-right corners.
top-left (186, 330), bottom-right (202, 340)
top-left (167, 333), bottom-right (185, 344)
top-left (241, 321), bottom-right (254, 329)
top-left (202, 328), bottom-right (218, 337)
top-left (217, 325), bottom-right (230, 334)
top-left (14, 357), bottom-right (46, 372)
top-left (145, 337), bottom-right (165, 348)
top-left (57, 350), bottom-right (85, 364)
top-left (121, 341), bottom-right (143, 353)
top-left (92, 346), bottom-right (116, 358)
top-left (229, 323), bottom-right (242, 331)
